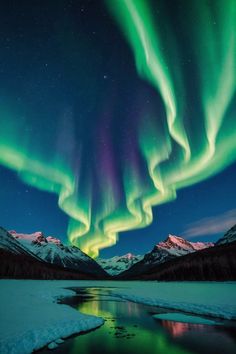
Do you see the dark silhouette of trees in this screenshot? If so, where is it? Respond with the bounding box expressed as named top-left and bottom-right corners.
top-left (118, 241), bottom-right (236, 281)
top-left (0, 249), bottom-right (106, 280)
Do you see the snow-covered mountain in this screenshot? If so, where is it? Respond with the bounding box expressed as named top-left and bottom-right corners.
top-left (5, 229), bottom-right (106, 276)
top-left (118, 234), bottom-right (214, 277)
top-left (216, 224), bottom-right (236, 245)
top-left (155, 234), bottom-right (213, 255)
top-left (142, 234), bottom-right (214, 266)
top-left (97, 253), bottom-right (143, 276)
top-left (0, 227), bottom-right (41, 260)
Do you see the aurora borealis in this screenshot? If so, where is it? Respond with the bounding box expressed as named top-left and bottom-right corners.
top-left (0, 0), bottom-right (236, 258)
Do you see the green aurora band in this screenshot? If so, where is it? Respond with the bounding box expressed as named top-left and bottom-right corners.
top-left (0, 0), bottom-right (236, 257)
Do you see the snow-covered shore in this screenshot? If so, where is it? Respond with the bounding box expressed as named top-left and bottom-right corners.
top-left (108, 281), bottom-right (236, 320)
top-left (0, 280), bottom-right (104, 354)
top-left (0, 280), bottom-right (236, 353)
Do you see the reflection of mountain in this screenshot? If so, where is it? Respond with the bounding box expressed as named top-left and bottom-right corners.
top-left (68, 288), bottom-right (189, 354)
top-left (160, 320), bottom-right (204, 337)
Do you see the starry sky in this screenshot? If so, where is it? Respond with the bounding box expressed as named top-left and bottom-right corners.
top-left (0, 0), bottom-right (235, 258)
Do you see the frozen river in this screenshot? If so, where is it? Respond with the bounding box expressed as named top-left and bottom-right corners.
top-left (40, 285), bottom-right (236, 354)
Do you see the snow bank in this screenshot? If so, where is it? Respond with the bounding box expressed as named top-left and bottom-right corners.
top-left (1, 280), bottom-right (236, 353)
top-left (107, 281), bottom-right (236, 320)
top-left (0, 280), bottom-right (104, 354)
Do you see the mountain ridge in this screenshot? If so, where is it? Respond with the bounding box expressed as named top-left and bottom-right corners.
top-left (98, 234), bottom-right (214, 275)
top-left (216, 224), bottom-right (236, 245)
top-left (0, 228), bottom-right (107, 277)
top-left (1, 224), bottom-right (235, 280)
top-left (115, 234), bottom-right (214, 277)
top-left (97, 253), bottom-right (143, 275)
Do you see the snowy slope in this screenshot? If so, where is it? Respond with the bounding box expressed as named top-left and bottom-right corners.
top-left (120, 235), bottom-right (214, 277)
top-left (97, 253), bottom-right (143, 275)
top-left (216, 224), bottom-right (236, 245)
top-left (140, 234), bottom-right (213, 266)
top-left (0, 280), bottom-right (104, 354)
top-left (0, 227), bottom-right (41, 260)
top-left (158, 234), bottom-right (213, 252)
top-left (107, 280), bottom-right (236, 320)
top-left (6, 229), bottom-right (107, 276)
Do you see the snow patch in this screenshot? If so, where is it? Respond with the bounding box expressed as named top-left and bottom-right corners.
top-left (108, 281), bottom-right (236, 320)
top-left (0, 280), bottom-right (104, 354)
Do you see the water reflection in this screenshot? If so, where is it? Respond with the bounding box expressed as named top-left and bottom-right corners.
top-left (69, 288), bottom-right (190, 354)
top-left (40, 287), bottom-right (236, 354)
top-left (161, 320), bottom-right (204, 337)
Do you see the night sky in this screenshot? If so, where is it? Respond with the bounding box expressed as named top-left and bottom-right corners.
top-left (0, 0), bottom-right (235, 258)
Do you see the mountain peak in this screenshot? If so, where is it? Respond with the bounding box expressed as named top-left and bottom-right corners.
top-left (166, 234), bottom-right (184, 243)
top-left (9, 230), bottom-right (64, 245)
top-left (97, 253), bottom-right (143, 275)
top-left (46, 236), bottom-right (61, 245)
top-left (10, 230), bottom-right (47, 243)
top-left (155, 234), bottom-right (214, 253)
top-left (4, 227), bottom-right (107, 276)
top-left (118, 233), bottom-right (215, 278)
top-left (157, 234), bottom-right (189, 250)
top-left (122, 253), bottom-right (135, 259)
top-left (167, 234), bottom-right (180, 239)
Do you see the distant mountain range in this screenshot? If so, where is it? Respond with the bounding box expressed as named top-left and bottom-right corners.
top-left (0, 224), bottom-right (235, 280)
top-left (97, 235), bottom-right (213, 275)
top-left (0, 227), bottom-right (107, 279)
top-left (97, 253), bottom-right (144, 276)
top-left (117, 229), bottom-right (236, 280)
top-left (114, 235), bottom-right (214, 277)
top-left (119, 241), bottom-right (236, 281)
top-left (8, 230), bottom-right (106, 276)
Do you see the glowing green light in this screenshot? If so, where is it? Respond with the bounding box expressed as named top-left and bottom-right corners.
top-left (0, 0), bottom-right (236, 257)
